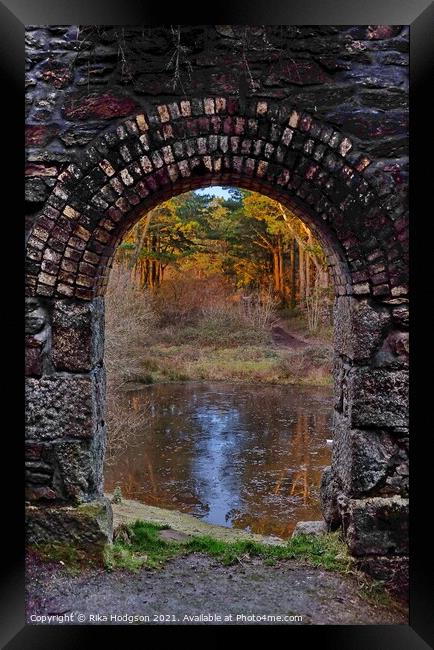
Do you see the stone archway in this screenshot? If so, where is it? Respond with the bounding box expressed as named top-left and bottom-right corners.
top-left (25, 96), bottom-right (408, 588)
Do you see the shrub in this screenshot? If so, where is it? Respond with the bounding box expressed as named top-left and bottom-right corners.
top-left (151, 272), bottom-right (277, 347)
top-left (105, 265), bottom-right (156, 383)
top-left (303, 286), bottom-right (333, 333)
top-left (105, 265), bottom-right (155, 462)
top-left (277, 345), bottom-right (333, 384)
top-left (151, 272), bottom-right (232, 327)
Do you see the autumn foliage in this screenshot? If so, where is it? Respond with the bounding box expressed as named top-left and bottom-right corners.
top-left (114, 188), bottom-right (332, 316)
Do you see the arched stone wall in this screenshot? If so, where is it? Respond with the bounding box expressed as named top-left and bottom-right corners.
top-left (24, 24), bottom-right (409, 595)
top-left (26, 94), bottom-right (408, 299)
top-left (25, 95), bottom-right (408, 593)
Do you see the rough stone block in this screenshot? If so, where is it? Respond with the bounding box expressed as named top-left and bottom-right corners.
top-left (347, 367), bottom-right (408, 428)
top-left (332, 356), bottom-right (348, 412)
top-left (392, 304), bottom-right (409, 328)
top-left (372, 330), bottom-right (409, 369)
top-left (292, 520), bottom-right (327, 537)
top-left (26, 497), bottom-right (113, 550)
top-left (25, 442), bottom-right (55, 501)
top-left (25, 428), bottom-right (106, 504)
top-left (63, 92), bottom-right (138, 121)
top-left (25, 298), bottom-right (51, 376)
top-left (25, 368), bottom-right (105, 441)
top-left (343, 496), bottom-right (408, 556)
top-left (26, 177), bottom-right (53, 203)
top-left (333, 425), bottom-right (408, 498)
top-left (25, 335), bottom-right (46, 377)
top-left (25, 485), bottom-right (58, 501)
top-left (357, 555), bottom-right (409, 603)
top-left (334, 296), bottom-right (391, 361)
top-left (25, 298), bottom-right (48, 334)
top-left (320, 466), bottom-right (341, 529)
top-left (52, 297), bottom-right (104, 371)
top-left (53, 431), bottom-right (106, 501)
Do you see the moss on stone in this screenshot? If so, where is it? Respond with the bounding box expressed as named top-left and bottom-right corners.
top-left (30, 542), bottom-right (103, 573)
top-left (77, 501), bottom-right (107, 518)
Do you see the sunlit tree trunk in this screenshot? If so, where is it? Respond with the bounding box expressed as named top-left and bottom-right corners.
top-left (298, 243), bottom-right (305, 303)
top-left (278, 236), bottom-right (285, 301)
top-left (272, 239), bottom-right (286, 305)
top-left (139, 258), bottom-right (145, 289)
top-left (273, 250), bottom-right (281, 298)
top-left (290, 238), bottom-right (297, 309)
top-left (320, 267), bottom-right (329, 289)
top-left (305, 254), bottom-right (311, 298)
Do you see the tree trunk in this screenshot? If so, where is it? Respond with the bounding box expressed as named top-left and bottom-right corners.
top-left (290, 238), bottom-right (297, 309)
top-left (298, 243), bottom-right (305, 303)
top-left (273, 249), bottom-right (280, 297)
top-left (278, 236), bottom-right (285, 302)
top-left (305, 254), bottom-right (311, 298)
top-left (320, 267), bottom-right (329, 289)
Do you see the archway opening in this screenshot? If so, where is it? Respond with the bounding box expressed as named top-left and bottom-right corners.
top-left (25, 98), bottom-right (408, 598)
top-left (103, 185), bottom-right (336, 538)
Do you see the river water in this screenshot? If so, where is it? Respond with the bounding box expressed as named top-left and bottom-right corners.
top-left (104, 382), bottom-right (333, 539)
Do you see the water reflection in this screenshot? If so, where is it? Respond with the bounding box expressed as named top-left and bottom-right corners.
top-left (104, 382), bottom-right (332, 538)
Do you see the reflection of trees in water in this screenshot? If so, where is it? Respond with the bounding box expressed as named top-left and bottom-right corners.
top-left (288, 414), bottom-right (311, 504)
top-left (105, 385), bottom-right (332, 537)
top-left (105, 387), bottom-right (207, 513)
top-left (227, 411), bottom-right (331, 537)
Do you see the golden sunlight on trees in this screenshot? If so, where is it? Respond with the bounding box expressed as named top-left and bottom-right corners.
top-left (104, 189), bottom-right (334, 431)
top-left (113, 188), bottom-right (332, 322)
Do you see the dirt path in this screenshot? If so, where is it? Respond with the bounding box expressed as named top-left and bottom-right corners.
top-left (271, 319), bottom-right (309, 349)
top-left (26, 552), bottom-right (406, 625)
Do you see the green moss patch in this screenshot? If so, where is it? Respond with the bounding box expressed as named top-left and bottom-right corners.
top-left (104, 520), bottom-right (352, 573)
top-left (30, 542), bottom-right (104, 574)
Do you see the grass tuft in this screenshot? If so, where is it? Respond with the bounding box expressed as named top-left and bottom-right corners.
top-left (104, 520), bottom-right (352, 573)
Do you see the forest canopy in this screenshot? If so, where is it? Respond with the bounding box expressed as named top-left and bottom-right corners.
top-left (115, 187), bottom-right (330, 312)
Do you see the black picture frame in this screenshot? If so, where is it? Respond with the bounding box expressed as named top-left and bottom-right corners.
top-left (3, 0), bottom-right (433, 646)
